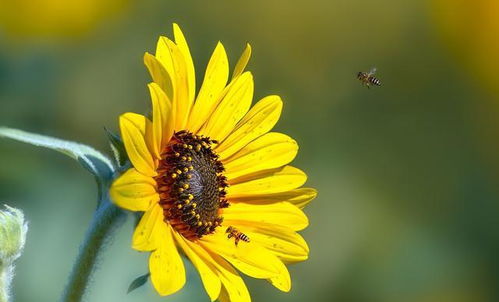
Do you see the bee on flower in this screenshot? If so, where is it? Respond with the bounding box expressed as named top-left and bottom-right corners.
top-left (226, 226), bottom-right (250, 246)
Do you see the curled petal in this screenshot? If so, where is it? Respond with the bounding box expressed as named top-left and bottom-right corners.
top-left (110, 168), bottom-right (158, 212)
top-left (232, 43), bottom-right (252, 79)
top-left (119, 113), bottom-right (156, 176)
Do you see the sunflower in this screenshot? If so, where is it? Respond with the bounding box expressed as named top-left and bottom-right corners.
top-left (110, 24), bottom-right (317, 302)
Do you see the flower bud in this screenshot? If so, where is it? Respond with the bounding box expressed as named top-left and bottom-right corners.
top-left (0, 205), bottom-right (28, 302)
top-left (0, 205), bottom-right (27, 265)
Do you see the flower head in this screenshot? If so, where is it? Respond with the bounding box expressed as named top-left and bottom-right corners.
top-left (110, 24), bottom-right (317, 302)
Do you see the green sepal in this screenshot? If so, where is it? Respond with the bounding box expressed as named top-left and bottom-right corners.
top-left (104, 127), bottom-right (129, 168)
top-left (127, 273), bottom-right (150, 294)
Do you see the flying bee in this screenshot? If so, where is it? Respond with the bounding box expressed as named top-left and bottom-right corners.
top-left (226, 226), bottom-right (250, 246)
top-left (357, 67), bottom-right (381, 88)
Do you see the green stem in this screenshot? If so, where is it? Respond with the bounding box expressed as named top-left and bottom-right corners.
top-left (0, 264), bottom-right (13, 302)
top-left (60, 197), bottom-right (126, 302)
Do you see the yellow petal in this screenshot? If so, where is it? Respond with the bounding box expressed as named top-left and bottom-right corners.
top-left (200, 72), bottom-right (254, 142)
top-left (230, 187), bottom-right (318, 209)
top-left (215, 266), bottom-right (251, 302)
top-left (164, 38), bottom-right (191, 130)
top-left (119, 113), bottom-right (156, 177)
top-left (232, 43), bottom-right (252, 79)
top-left (201, 251), bottom-right (251, 302)
top-left (110, 168), bottom-right (158, 212)
top-left (172, 232), bottom-right (221, 301)
top-left (155, 36), bottom-right (175, 85)
top-left (217, 287), bottom-right (231, 302)
top-left (132, 203), bottom-right (162, 251)
top-left (240, 222), bottom-right (309, 263)
top-left (223, 132), bottom-right (298, 179)
top-left (144, 52), bottom-right (174, 101)
top-left (173, 23), bottom-right (195, 105)
top-left (227, 166), bottom-right (307, 197)
top-left (287, 188), bottom-right (317, 209)
top-left (268, 263), bottom-right (291, 292)
top-left (200, 229), bottom-right (281, 279)
top-left (149, 225), bottom-right (186, 296)
top-left (223, 202), bottom-right (309, 231)
top-left (187, 42), bottom-right (229, 133)
top-left (149, 82), bottom-right (174, 154)
top-left (217, 95), bottom-right (283, 159)
top-left (173, 237), bottom-right (250, 302)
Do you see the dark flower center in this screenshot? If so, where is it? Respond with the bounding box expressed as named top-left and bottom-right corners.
top-left (155, 130), bottom-right (229, 240)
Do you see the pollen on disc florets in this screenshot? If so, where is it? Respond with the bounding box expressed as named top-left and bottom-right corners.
top-left (155, 130), bottom-right (229, 240)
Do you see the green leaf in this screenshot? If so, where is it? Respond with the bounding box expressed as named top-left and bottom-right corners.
top-left (0, 127), bottom-right (115, 179)
top-left (104, 127), bottom-right (128, 168)
top-left (127, 273), bottom-right (150, 294)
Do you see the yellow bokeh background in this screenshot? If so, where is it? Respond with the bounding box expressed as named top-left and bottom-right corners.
top-left (0, 0), bottom-right (130, 40)
top-left (432, 0), bottom-right (499, 179)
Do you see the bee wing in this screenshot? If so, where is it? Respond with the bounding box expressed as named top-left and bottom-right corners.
top-left (368, 67), bottom-right (377, 75)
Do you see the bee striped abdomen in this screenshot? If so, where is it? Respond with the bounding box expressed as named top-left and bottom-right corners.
top-left (238, 233), bottom-right (250, 243)
top-left (369, 77), bottom-right (381, 86)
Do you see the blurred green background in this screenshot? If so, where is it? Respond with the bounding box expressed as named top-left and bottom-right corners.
top-left (1, 0), bottom-right (498, 301)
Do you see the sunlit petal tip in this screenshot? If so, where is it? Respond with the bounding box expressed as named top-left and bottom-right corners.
top-left (305, 188), bottom-right (318, 202)
top-left (144, 52), bottom-right (174, 101)
top-left (172, 24), bottom-right (188, 48)
top-left (269, 262), bottom-right (291, 292)
top-left (172, 23), bottom-right (196, 104)
top-left (233, 43), bottom-right (252, 79)
top-left (172, 22), bottom-right (181, 33)
top-left (288, 187), bottom-right (317, 209)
